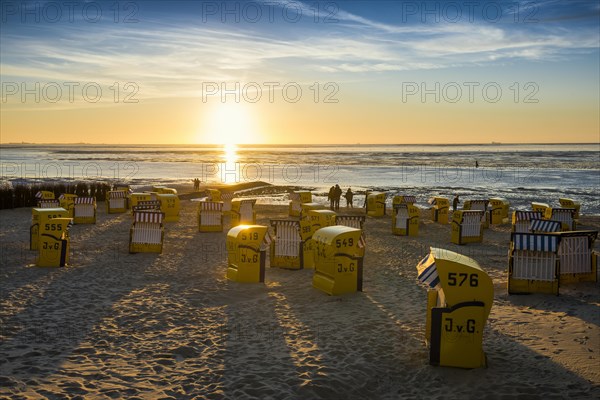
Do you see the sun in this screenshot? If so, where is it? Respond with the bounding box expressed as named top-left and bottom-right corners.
top-left (202, 102), bottom-right (256, 145)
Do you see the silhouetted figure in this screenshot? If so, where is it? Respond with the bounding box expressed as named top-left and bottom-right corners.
top-left (344, 188), bottom-right (354, 208)
top-left (453, 194), bottom-right (460, 211)
top-left (363, 190), bottom-right (371, 208)
top-left (475, 160), bottom-right (479, 168)
top-left (328, 186), bottom-right (335, 210)
top-left (333, 184), bottom-right (342, 211)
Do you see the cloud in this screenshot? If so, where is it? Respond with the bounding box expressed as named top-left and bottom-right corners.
top-left (1, 0), bottom-right (598, 105)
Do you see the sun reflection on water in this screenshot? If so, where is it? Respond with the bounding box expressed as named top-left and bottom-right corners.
top-left (222, 143), bottom-right (238, 184)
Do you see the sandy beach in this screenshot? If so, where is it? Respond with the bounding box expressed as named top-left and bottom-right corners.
top-left (1, 184), bottom-right (599, 399)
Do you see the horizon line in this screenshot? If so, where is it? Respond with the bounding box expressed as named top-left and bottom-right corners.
top-left (1, 142), bottom-right (598, 147)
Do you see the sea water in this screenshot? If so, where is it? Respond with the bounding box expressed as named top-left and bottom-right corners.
top-left (1, 143), bottom-right (598, 214)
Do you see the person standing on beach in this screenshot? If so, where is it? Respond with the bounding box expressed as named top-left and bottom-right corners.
top-left (328, 186), bottom-right (335, 210)
top-left (453, 194), bottom-right (460, 211)
top-left (344, 188), bottom-right (354, 208)
top-left (334, 184), bottom-right (342, 210)
top-left (363, 190), bottom-right (371, 208)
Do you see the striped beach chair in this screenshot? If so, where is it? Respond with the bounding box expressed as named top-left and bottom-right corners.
top-left (529, 219), bottom-right (562, 233)
top-left (198, 201), bottom-right (223, 232)
top-left (512, 210), bottom-right (543, 233)
top-left (392, 195), bottom-right (417, 206)
top-left (58, 194), bottom-right (77, 217)
top-left (299, 209), bottom-right (336, 269)
top-left (336, 215), bottom-right (365, 230)
top-left (73, 197), bottom-right (96, 224)
top-left (451, 210), bottom-right (484, 245)
top-left (392, 203), bottom-right (419, 236)
top-left (270, 219), bottom-right (303, 269)
top-left (221, 192), bottom-right (235, 214)
top-left (558, 231), bottom-right (597, 283)
top-left (37, 199), bottom-right (60, 208)
top-left (35, 191), bottom-right (55, 200)
top-left (107, 190), bottom-right (128, 213)
top-left (545, 208), bottom-right (576, 231)
top-left (531, 202), bottom-right (550, 215)
top-left (129, 210), bottom-right (164, 253)
top-left (130, 193), bottom-right (154, 210)
top-left (559, 198), bottom-right (580, 219)
top-left (463, 199), bottom-right (489, 228)
top-left (231, 199), bottom-right (257, 226)
top-left (133, 200), bottom-right (161, 212)
top-left (336, 215), bottom-right (366, 256)
top-left (508, 232), bottom-right (560, 295)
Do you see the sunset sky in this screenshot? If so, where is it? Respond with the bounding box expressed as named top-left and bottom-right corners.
top-left (1, 0), bottom-right (599, 144)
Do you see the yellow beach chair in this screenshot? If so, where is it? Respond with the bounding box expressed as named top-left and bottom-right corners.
top-left (366, 192), bottom-right (386, 217)
top-left (107, 190), bottom-right (128, 213)
top-left (559, 198), bottom-right (580, 219)
top-left (557, 231), bottom-right (597, 284)
top-left (289, 191), bottom-right (312, 217)
top-left (73, 197), bottom-right (96, 224)
top-left (313, 226), bottom-right (364, 295)
top-left (336, 215), bottom-right (366, 257)
top-left (36, 218), bottom-right (72, 267)
top-left (463, 199), bottom-right (489, 229)
top-left (231, 199), bottom-right (257, 226)
top-left (30, 207), bottom-right (69, 250)
top-left (451, 210), bottom-right (484, 245)
top-left (508, 232), bottom-right (560, 295)
top-left (488, 197), bottom-right (510, 224)
top-left (37, 199), bottom-right (60, 208)
top-left (392, 195), bottom-right (417, 206)
top-left (270, 219), bottom-right (303, 270)
top-left (545, 208), bottom-right (577, 231)
top-left (429, 197), bottom-right (449, 224)
top-left (221, 192), bottom-right (236, 214)
top-left (129, 210), bottom-right (165, 253)
top-left (392, 203), bottom-right (419, 236)
top-left (198, 201), bottom-right (224, 232)
top-left (511, 210), bottom-right (543, 233)
top-left (226, 225), bottom-right (269, 283)
top-left (155, 193), bottom-right (180, 222)
top-left (416, 248), bottom-right (493, 368)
